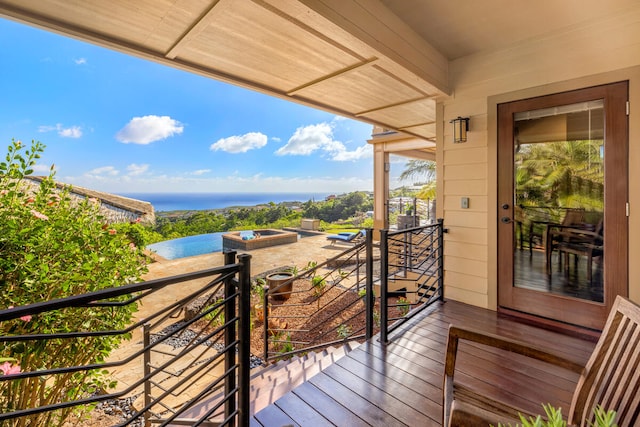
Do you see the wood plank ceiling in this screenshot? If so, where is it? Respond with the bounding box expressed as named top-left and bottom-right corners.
top-left (0, 0), bottom-right (448, 143)
top-left (3, 0), bottom-right (634, 152)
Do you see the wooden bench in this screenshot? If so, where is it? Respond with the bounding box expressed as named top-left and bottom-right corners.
top-left (443, 295), bottom-right (640, 426)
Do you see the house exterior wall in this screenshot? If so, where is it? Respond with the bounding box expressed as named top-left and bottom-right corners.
top-left (440, 11), bottom-right (640, 309)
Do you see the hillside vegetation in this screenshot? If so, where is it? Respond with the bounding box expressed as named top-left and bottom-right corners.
top-left (147, 191), bottom-right (374, 242)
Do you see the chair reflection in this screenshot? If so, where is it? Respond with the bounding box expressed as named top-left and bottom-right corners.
top-left (546, 218), bottom-right (603, 283)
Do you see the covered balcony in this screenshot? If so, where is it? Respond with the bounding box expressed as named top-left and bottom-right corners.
top-left (0, 224), bottom-right (610, 426)
top-left (1, 0), bottom-right (640, 425)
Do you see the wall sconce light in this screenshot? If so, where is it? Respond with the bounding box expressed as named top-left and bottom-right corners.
top-left (450, 116), bottom-right (470, 143)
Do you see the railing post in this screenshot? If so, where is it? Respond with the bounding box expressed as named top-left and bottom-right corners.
top-left (143, 323), bottom-right (151, 427)
top-left (365, 229), bottom-right (374, 340)
top-left (356, 250), bottom-right (361, 291)
top-left (405, 228), bottom-right (412, 273)
top-left (437, 218), bottom-right (445, 300)
top-left (237, 254), bottom-right (252, 427)
top-left (263, 284), bottom-right (269, 363)
top-left (223, 250), bottom-right (237, 426)
top-left (380, 229), bottom-right (389, 343)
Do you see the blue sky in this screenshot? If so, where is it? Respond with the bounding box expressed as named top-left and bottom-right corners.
top-left (0, 18), bottom-right (410, 194)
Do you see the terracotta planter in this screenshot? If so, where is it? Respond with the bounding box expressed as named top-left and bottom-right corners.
top-left (267, 272), bottom-right (294, 301)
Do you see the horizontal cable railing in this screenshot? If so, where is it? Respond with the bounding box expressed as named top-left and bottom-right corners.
top-left (380, 219), bottom-right (446, 343)
top-left (0, 251), bottom-right (252, 427)
top-left (0, 223), bottom-right (447, 424)
top-left (262, 230), bottom-right (379, 362)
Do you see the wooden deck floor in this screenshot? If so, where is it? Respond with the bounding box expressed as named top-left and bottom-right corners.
top-left (251, 300), bottom-right (596, 426)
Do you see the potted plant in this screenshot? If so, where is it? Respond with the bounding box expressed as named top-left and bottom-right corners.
top-left (397, 203), bottom-right (420, 229)
top-left (266, 271), bottom-right (294, 301)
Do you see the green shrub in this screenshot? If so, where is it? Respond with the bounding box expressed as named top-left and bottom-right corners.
top-left (495, 404), bottom-right (617, 427)
top-left (397, 296), bottom-right (410, 316)
top-left (0, 139), bottom-right (148, 425)
top-left (336, 324), bottom-right (352, 339)
top-left (311, 275), bottom-right (326, 298)
top-left (113, 221), bottom-right (163, 246)
top-left (203, 298), bottom-right (225, 328)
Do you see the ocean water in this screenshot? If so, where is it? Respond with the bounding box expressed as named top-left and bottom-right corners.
top-left (119, 192), bottom-right (329, 212)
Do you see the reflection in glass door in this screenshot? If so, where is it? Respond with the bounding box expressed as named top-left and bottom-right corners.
top-left (497, 82), bottom-right (628, 331)
top-left (514, 100), bottom-right (604, 303)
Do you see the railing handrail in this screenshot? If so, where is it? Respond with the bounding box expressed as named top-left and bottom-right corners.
top-left (0, 264), bottom-right (241, 322)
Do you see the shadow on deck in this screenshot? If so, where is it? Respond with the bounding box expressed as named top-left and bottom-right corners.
top-left (251, 300), bottom-right (595, 426)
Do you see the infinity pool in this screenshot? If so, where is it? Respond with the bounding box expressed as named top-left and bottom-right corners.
top-left (147, 232), bottom-right (225, 260)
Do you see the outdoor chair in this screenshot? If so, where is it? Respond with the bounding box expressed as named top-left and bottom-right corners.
top-left (326, 230), bottom-right (364, 245)
top-left (443, 295), bottom-right (640, 426)
top-left (555, 220), bottom-right (604, 283)
top-left (545, 212), bottom-right (602, 276)
top-left (520, 207), bottom-right (584, 256)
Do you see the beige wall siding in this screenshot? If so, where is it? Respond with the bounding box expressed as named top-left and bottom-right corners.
top-left (441, 14), bottom-right (640, 308)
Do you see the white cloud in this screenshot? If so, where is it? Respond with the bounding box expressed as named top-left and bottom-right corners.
top-left (276, 123), bottom-right (334, 156)
top-left (88, 166), bottom-right (119, 176)
top-left (59, 126), bottom-right (82, 138)
top-left (331, 145), bottom-right (372, 161)
top-left (63, 172), bottom-right (372, 194)
top-left (38, 125), bottom-right (56, 133)
top-left (126, 163), bottom-right (149, 176)
top-left (38, 123), bottom-right (83, 138)
top-left (74, 58), bottom-right (87, 65)
top-left (191, 169), bottom-right (211, 176)
top-left (210, 132), bottom-right (268, 153)
top-left (116, 115), bottom-right (183, 144)
top-left (276, 122), bottom-right (371, 161)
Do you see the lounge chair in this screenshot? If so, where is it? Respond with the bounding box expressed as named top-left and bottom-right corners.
top-left (326, 230), bottom-right (364, 245)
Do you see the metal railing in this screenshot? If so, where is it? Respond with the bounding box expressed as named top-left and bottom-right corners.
top-left (0, 251), bottom-right (252, 427)
top-left (262, 231), bottom-right (378, 362)
top-left (379, 219), bottom-right (446, 343)
top-left (0, 223), bottom-right (446, 425)
top-left (262, 220), bottom-right (446, 358)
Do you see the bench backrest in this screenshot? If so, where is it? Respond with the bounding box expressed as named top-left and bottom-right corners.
top-left (569, 296), bottom-right (640, 426)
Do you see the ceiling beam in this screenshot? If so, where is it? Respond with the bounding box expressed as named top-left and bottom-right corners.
top-left (298, 0), bottom-right (450, 95)
top-left (393, 149), bottom-right (436, 161)
top-left (165, 0), bottom-right (225, 59)
top-left (287, 58), bottom-right (378, 95)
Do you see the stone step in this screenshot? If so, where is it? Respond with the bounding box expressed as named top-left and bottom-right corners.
top-left (168, 342), bottom-right (359, 425)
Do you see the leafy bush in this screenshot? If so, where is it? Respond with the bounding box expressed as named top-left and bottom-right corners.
top-left (495, 404), bottom-right (617, 427)
top-left (203, 298), bottom-right (225, 328)
top-left (0, 140), bottom-right (148, 425)
top-left (311, 275), bottom-right (326, 298)
top-left (397, 296), bottom-right (410, 316)
top-left (113, 221), bottom-right (163, 246)
top-left (336, 324), bottom-right (352, 339)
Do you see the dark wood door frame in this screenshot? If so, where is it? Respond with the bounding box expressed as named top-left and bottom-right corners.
top-left (497, 81), bottom-right (629, 331)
